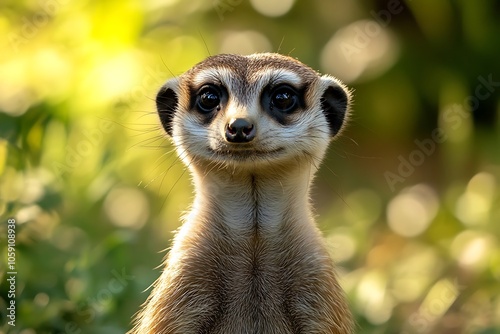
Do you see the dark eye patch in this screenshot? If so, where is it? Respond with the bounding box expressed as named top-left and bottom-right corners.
top-left (189, 83), bottom-right (227, 124)
top-left (270, 85), bottom-right (299, 113)
top-left (197, 85), bottom-right (221, 113)
top-left (261, 83), bottom-right (307, 125)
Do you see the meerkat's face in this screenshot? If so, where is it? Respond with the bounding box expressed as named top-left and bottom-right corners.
top-left (156, 53), bottom-right (351, 170)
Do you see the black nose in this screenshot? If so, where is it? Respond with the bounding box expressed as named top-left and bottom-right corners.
top-left (225, 118), bottom-right (256, 143)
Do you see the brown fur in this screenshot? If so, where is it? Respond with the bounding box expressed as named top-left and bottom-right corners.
top-left (130, 53), bottom-right (354, 334)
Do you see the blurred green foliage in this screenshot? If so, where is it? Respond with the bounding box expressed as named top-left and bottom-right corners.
top-left (0, 0), bottom-right (499, 333)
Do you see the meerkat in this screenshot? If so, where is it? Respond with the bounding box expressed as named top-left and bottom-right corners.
top-left (130, 53), bottom-right (354, 334)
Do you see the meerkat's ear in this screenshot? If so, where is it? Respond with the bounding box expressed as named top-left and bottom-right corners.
top-left (156, 78), bottom-right (180, 137)
top-left (319, 75), bottom-right (351, 137)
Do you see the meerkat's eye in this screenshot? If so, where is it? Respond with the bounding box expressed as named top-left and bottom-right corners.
top-left (270, 85), bottom-right (299, 113)
top-left (197, 85), bottom-right (221, 113)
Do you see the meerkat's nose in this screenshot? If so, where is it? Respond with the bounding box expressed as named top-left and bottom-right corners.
top-left (225, 118), bottom-right (256, 143)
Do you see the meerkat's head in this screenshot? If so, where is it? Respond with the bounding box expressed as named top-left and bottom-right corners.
top-left (156, 53), bottom-right (351, 171)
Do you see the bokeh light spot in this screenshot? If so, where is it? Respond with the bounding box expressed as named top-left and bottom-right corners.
top-left (357, 270), bottom-right (393, 324)
top-left (451, 231), bottom-right (496, 270)
top-left (387, 184), bottom-right (439, 237)
top-left (104, 186), bottom-right (149, 229)
top-left (326, 229), bottom-right (357, 263)
top-left (219, 30), bottom-right (272, 55)
top-left (34, 292), bottom-right (50, 307)
top-left (455, 172), bottom-right (496, 226)
top-left (321, 20), bottom-right (399, 83)
top-left (250, 0), bottom-right (295, 17)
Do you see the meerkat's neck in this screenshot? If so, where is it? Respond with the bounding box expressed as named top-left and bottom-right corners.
top-left (189, 162), bottom-right (316, 233)
top-left (141, 161), bottom-right (354, 334)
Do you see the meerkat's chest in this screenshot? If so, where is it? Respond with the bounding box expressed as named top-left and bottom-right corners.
top-left (170, 215), bottom-right (329, 333)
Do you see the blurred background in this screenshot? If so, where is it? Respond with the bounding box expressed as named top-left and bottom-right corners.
top-left (0, 0), bottom-right (499, 333)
